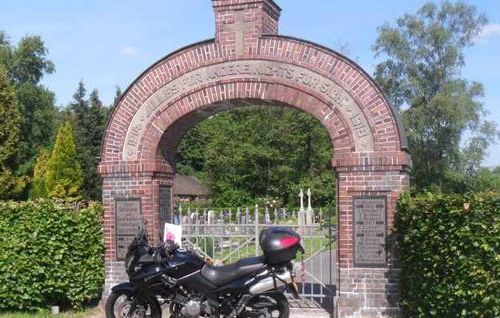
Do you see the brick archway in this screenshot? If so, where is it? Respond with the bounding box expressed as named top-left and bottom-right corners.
top-left (99, 1), bottom-right (411, 317)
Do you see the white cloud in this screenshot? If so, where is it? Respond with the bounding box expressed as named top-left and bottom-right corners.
top-left (477, 23), bottom-right (500, 42)
top-left (119, 46), bottom-right (140, 57)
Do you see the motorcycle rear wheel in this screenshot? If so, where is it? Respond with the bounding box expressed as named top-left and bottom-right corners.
top-left (105, 290), bottom-right (161, 318)
top-left (241, 292), bottom-right (289, 318)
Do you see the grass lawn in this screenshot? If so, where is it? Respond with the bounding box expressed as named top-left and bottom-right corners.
top-left (0, 307), bottom-right (102, 318)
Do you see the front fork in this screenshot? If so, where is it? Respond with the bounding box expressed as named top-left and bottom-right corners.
top-left (126, 290), bottom-right (147, 318)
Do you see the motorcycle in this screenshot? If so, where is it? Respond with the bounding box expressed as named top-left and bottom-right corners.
top-left (105, 223), bottom-right (304, 318)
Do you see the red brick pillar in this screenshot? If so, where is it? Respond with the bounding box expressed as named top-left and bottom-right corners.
top-left (335, 160), bottom-right (410, 318)
top-left (213, 0), bottom-right (281, 56)
top-left (99, 161), bottom-right (174, 297)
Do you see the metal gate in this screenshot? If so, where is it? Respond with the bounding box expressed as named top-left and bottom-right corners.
top-left (178, 206), bottom-right (337, 315)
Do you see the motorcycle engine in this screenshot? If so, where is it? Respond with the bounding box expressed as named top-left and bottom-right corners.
top-left (176, 293), bottom-right (212, 318)
top-left (180, 300), bottom-right (200, 317)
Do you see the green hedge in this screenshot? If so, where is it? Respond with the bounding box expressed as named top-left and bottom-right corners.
top-left (395, 192), bottom-right (499, 317)
top-left (0, 200), bottom-right (104, 310)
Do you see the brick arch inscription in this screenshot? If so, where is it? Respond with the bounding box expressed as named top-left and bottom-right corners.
top-left (99, 1), bottom-right (411, 317)
top-left (102, 43), bottom-right (407, 165)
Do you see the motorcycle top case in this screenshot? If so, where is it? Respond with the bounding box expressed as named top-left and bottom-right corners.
top-left (259, 227), bottom-right (301, 264)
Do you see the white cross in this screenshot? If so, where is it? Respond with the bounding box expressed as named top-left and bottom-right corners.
top-left (307, 188), bottom-right (312, 211)
top-left (226, 10), bottom-right (255, 55)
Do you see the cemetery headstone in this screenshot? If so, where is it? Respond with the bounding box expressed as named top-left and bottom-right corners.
top-left (236, 207), bottom-right (242, 224)
top-left (264, 206), bottom-right (271, 224)
top-left (207, 210), bottom-right (215, 225)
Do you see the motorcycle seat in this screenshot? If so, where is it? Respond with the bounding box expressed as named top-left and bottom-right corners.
top-left (201, 256), bottom-right (265, 287)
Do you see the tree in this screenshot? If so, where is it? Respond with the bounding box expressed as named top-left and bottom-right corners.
top-left (70, 82), bottom-right (107, 200)
top-left (0, 66), bottom-right (25, 199)
top-left (0, 32), bottom-right (58, 196)
top-left (474, 166), bottom-right (500, 192)
top-left (373, 1), bottom-right (498, 191)
top-left (15, 83), bottom-right (58, 176)
top-left (84, 89), bottom-right (107, 199)
top-left (176, 106), bottom-right (335, 207)
top-left (70, 80), bottom-right (87, 115)
top-left (30, 148), bottom-right (50, 198)
top-left (44, 122), bottom-right (83, 200)
top-left (113, 86), bottom-right (122, 108)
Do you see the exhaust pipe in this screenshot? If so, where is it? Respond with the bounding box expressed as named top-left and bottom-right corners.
top-left (249, 270), bottom-right (292, 294)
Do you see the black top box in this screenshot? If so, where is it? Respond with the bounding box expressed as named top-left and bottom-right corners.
top-left (259, 227), bottom-right (301, 264)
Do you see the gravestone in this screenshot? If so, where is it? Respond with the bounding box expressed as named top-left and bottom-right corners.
top-left (244, 207), bottom-right (250, 224)
top-left (190, 212), bottom-right (198, 225)
top-left (297, 189), bottom-right (306, 234)
top-left (306, 188), bottom-right (315, 226)
top-left (264, 207), bottom-right (271, 224)
top-left (236, 207), bottom-right (242, 224)
top-left (207, 210), bottom-right (215, 225)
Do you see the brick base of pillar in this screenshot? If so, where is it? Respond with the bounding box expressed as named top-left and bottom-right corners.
top-left (101, 261), bottom-right (127, 303)
top-left (338, 267), bottom-right (400, 318)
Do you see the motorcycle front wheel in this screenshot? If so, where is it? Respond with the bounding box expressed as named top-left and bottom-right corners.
top-left (240, 292), bottom-right (290, 318)
top-left (105, 290), bottom-right (161, 318)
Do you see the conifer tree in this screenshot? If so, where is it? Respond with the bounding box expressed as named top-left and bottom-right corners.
top-left (112, 86), bottom-right (122, 108)
top-left (44, 121), bottom-right (83, 200)
top-left (70, 80), bottom-right (87, 119)
top-left (84, 89), bottom-right (106, 199)
top-left (0, 65), bottom-right (25, 199)
top-left (30, 148), bottom-right (50, 198)
top-left (70, 82), bottom-right (107, 200)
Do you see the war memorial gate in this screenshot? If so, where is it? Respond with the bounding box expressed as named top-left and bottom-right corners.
top-left (99, 1), bottom-right (411, 317)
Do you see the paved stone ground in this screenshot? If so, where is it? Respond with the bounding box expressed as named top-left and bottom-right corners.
top-left (157, 305), bottom-right (332, 318)
top-left (89, 297), bottom-right (333, 318)
top-left (87, 307), bottom-right (331, 318)
top-left (289, 297), bottom-right (333, 318)
top-left (290, 308), bottom-right (331, 318)
top-left (87, 309), bottom-right (331, 318)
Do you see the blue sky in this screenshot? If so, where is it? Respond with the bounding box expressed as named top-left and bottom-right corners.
top-left (1, 0), bottom-right (499, 166)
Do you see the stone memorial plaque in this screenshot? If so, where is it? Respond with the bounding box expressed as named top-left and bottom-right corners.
top-left (115, 199), bottom-right (141, 260)
top-left (353, 196), bottom-right (386, 266)
top-left (159, 186), bottom-right (171, 232)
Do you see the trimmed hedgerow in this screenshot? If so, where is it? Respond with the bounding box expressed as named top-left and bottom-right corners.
top-left (395, 192), bottom-right (499, 317)
top-left (0, 200), bottom-right (104, 310)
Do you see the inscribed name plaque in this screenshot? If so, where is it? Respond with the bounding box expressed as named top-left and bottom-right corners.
top-left (353, 196), bottom-right (387, 266)
top-left (115, 199), bottom-right (141, 260)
